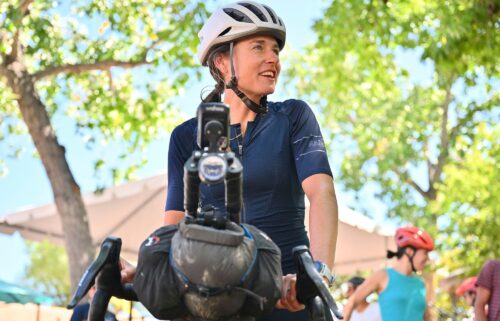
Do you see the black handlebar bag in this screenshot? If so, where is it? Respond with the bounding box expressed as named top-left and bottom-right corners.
top-left (133, 221), bottom-right (282, 321)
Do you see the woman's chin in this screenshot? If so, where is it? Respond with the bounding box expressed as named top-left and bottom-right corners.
top-left (262, 86), bottom-right (276, 96)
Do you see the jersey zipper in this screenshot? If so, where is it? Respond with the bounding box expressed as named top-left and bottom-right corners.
top-left (231, 125), bottom-right (245, 222)
top-left (237, 128), bottom-right (245, 222)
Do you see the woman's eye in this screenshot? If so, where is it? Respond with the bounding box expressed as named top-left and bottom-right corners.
top-left (253, 45), bottom-right (263, 50)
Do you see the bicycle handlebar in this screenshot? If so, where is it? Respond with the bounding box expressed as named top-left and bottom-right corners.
top-left (69, 239), bottom-right (343, 321)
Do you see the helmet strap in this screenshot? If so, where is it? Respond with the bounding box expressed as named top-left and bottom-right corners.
top-left (225, 42), bottom-right (268, 114)
top-left (404, 247), bottom-right (417, 273)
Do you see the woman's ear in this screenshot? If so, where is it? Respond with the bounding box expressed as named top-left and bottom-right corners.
top-left (213, 53), bottom-right (229, 80)
top-left (404, 247), bottom-right (416, 257)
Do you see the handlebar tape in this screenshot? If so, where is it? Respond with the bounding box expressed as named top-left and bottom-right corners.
top-left (225, 161), bottom-right (242, 224)
top-left (184, 157), bottom-right (201, 217)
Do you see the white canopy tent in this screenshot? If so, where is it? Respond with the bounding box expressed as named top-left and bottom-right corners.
top-left (0, 173), bottom-right (394, 275)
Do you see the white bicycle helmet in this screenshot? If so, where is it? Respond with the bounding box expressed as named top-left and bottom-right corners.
top-left (198, 1), bottom-right (286, 66)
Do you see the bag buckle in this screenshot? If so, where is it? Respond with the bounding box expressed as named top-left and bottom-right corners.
top-left (197, 285), bottom-right (212, 299)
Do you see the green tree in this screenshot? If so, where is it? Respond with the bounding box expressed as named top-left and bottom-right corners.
top-left (0, 0), bottom-right (208, 291)
top-left (287, 0), bottom-right (498, 269)
top-left (24, 240), bottom-right (71, 304)
top-left (431, 123), bottom-right (500, 274)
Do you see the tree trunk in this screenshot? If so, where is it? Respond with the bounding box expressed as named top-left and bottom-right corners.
top-left (1, 59), bottom-right (95, 292)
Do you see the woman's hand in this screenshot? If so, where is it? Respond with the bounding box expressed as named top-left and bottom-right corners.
top-left (119, 257), bottom-right (136, 283)
top-left (275, 274), bottom-right (305, 312)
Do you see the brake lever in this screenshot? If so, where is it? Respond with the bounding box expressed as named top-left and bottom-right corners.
top-left (67, 237), bottom-right (118, 308)
top-left (67, 237), bottom-right (137, 310)
top-left (293, 245), bottom-right (343, 320)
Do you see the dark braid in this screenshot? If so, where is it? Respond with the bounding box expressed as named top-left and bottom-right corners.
top-left (202, 44), bottom-right (230, 103)
top-left (386, 247), bottom-right (406, 259)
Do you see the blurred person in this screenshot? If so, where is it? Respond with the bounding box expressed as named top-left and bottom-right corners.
top-left (343, 226), bottom-right (434, 321)
top-left (455, 276), bottom-right (478, 321)
top-left (456, 276), bottom-right (478, 307)
top-left (475, 260), bottom-right (500, 321)
top-left (344, 276), bottom-right (381, 321)
top-left (69, 286), bottom-right (117, 321)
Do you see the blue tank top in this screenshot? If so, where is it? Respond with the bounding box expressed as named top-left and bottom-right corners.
top-left (378, 268), bottom-right (426, 321)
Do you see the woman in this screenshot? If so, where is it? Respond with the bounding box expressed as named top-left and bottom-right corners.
top-left (163, 2), bottom-right (339, 320)
top-left (456, 276), bottom-right (478, 307)
top-left (343, 226), bottom-right (434, 321)
top-left (344, 277), bottom-right (381, 321)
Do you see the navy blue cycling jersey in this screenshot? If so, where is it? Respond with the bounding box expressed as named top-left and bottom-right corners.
top-left (165, 99), bottom-right (332, 274)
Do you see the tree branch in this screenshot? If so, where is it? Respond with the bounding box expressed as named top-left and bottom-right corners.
top-left (430, 79), bottom-right (454, 186)
top-left (106, 69), bottom-right (114, 91)
top-left (423, 141), bottom-right (433, 180)
top-left (8, 0), bottom-right (33, 63)
top-left (20, 0), bottom-right (34, 14)
top-left (32, 59), bottom-right (149, 81)
top-left (32, 35), bottom-right (162, 81)
top-left (0, 30), bottom-right (7, 55)
top-left (393, 167), bottom-right (430, 199)
top-left (450, 101), bottom-right (491, 145)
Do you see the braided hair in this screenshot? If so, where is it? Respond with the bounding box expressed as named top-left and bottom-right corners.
top-left (202, 44), bottom-right (230, 103)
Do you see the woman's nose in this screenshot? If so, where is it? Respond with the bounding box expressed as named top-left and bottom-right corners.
top-left (265, 49), bottom-right (279, 63)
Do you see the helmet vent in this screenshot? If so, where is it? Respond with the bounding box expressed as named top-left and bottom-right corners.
top-left (278, 17), bottom-right (284, 27)
top-left (223, 8), bottom-right (252, 23)
top-left (218, 27), bottom-right (232, 37)
top-left (262, 5), bottom-right (277, 24)
top-left (238, 2), bottom-right (268, 22)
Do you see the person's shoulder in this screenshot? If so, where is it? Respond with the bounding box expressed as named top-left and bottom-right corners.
top-left (363, 269), bottom-right (388, 287)
top-left (268, 99), bottom-right (312, 116)
top-left (486, 259), bottom-right (500, 268)
top-left (373, 268), bottom-right (389, 279)
top-left (171, 117), bottom-right (197, 141)
top-left (172, 117), bottom-right (196, 134)
top-left (481, 259), bottom-right (500, 274)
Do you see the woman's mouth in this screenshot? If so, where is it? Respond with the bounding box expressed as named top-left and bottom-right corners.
top-left (259, 70), bottom-right (276, 80)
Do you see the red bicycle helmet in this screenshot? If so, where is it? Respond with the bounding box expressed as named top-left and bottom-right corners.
top-left (395, 226), bottom-right (434, 251)
top-left (455, 276), bottom-right (478, 296)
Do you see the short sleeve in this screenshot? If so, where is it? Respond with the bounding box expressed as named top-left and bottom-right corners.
top-left (165, 121), bottom-right (195, 211)
top-left (288, 100), bottom-right (332, 182)
top-left (477, 260), bottom-right (494, 290)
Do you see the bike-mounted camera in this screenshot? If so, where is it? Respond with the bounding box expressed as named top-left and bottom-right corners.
top-left (184, 102), bottom-right (243, 227)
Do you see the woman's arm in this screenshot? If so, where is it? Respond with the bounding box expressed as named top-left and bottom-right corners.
top-left (474, 286), bottom-right (491, 321)
top-left (276, 173), bottom-right (337, 313)
top-left (343, 270), bottom-right (386, 321)
top-left (423, 306), bottom-right (432, 321)
top-left (423, 288), bottom-right (433, 321)
top-left (164, 210), bottom-right (184, 225)
top-left (302, 173), bottom-right (338, 268)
